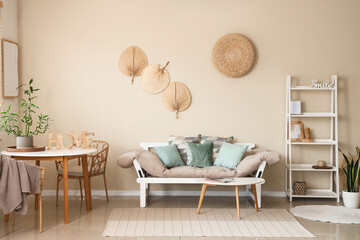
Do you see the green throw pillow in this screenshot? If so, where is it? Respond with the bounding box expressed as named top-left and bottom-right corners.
top-left (154, 145), bottom-right (185, 168)
top-left (214, 142), bottom-right (248, 169)
top-left (186, 142), bottom-right (213, 168)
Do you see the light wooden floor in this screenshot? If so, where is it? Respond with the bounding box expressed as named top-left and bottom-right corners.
top-left (0, 195), bottom-right (359, 239)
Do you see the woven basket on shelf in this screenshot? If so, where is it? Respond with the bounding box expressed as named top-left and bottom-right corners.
top-left (293, 181), bottom-right (307, 195)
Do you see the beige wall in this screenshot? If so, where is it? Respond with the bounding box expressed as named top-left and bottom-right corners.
top-left (0, 0), bottom-right (18, 149)
top-left (15, 0), bottom-right (360, 193)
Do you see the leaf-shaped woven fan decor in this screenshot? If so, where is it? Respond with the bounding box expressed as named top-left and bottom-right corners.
top-left (162, 81), bottom-right (192, 119)
top-left (119, 46), bottom-right (148, 84)
top-left (141, 61), bottom-right (170, 94)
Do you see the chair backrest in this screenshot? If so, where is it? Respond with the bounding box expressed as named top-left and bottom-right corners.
top-left (89, 140), bottom-right (109, 176)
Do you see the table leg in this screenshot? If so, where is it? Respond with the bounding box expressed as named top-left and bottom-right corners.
top-left (235, 185), bottom-right (240, 219)
top-left (35, 160), bottom-right (40, 210)
top-left (197, 184), bottom-right (207, 214)
top-left (63, 157), bottom-right (69, 224)
top-left (252, 184), bottom-right (259, 212)
top-left (81, 155), bottom-right (92, 210)
top-left (4, 214), bottom-right (9, 222)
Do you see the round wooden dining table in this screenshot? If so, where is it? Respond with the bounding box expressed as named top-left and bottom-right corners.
top-left (1, 148), bottom-right (97, 224)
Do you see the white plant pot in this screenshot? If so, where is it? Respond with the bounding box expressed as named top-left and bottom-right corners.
top-left (16, 136), bottom-right (33, 149)
top-left (342, 190), bottom-right (360, 208)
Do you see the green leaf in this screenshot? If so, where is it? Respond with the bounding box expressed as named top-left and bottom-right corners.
top-left (30, 86), bottom-right (33, 93)
top-left (16, 84), bottom-right (25, 90)
top-left (29, 79), bottom-right (33, 85)
top-left (31, 103), bottom-right (39, 108)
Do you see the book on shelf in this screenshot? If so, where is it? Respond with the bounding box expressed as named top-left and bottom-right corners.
top-left (203, 178), bottom-right (234, 184)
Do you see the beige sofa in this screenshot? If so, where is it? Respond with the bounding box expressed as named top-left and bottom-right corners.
top-left (118, 142), bottom-right (280, 208)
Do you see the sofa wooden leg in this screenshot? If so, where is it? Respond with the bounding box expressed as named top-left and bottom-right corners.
top-left (140, 182), bottom-right (147, 208)
top-left (255, 183), bottom-right (261, 209)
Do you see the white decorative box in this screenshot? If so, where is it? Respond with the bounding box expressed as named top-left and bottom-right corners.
top-left (290, 101), bottom-right (301, 114)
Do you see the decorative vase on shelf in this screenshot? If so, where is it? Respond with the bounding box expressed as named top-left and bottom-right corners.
top-left (16, 136), bottom-right (33, 149)
top-left (342, 191), bottom-right (360, 208)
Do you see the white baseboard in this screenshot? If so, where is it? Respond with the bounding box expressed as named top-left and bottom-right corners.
top-left (42, 190), bottom-right (286, 197)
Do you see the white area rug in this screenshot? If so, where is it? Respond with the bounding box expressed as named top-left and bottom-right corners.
top-left (102, 208), bottom-right (315, 238)
top-left (291, 205), bottom-right (360, 224)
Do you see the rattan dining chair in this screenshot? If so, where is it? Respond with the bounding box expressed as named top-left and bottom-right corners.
top-left (55, 140), bottom-right (109, 205)
top-left (5, 167), bottom-right (46, 233)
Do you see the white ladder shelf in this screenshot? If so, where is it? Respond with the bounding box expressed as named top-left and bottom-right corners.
top-left (285, 75), bottom-right (340, 202)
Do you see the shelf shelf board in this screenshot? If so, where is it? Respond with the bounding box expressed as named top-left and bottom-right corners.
top-left (286, 189), bottom-right (338, 198)
top-left (287, 139), bottom-right (336, 145)
top-left (286, 164), bottom-right (336, 172)
top-left (290, 86), bottom-right (335, 91)
top-left (288, 112), bottom-right (336, 117)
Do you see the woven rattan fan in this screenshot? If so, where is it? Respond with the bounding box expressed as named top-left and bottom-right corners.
top-left (212, 33), bottom-right (255, 77)
top-left (119, 46), bottom-right (148, 84)
top-left (141, 61), bottom-right (170, 94)
top-left (162, 81), bottom-right (191, 119)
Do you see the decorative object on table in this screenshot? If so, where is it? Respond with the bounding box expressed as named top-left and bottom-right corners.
top-left (339, 147), bottom-right (360, 208)
top-left (48, 131), bottom-right (94, 150)
top-left (2, 39), bottom-right (19, 98)
top-left (141, 61), bottom-right (170, 94)
top-left (290, 121), bottom-right (305, 142)
top-left (55, 140), bottom-right (110, 204)
top-left (5, 146), bottom-right (46, 152)
top-left (0, 79), bottom-right (51, 149)
top-left (312, 160), bottom-right (332, 169)
top-left (302, 127), bottom-right (314, 142)
top-left (291, 205), bottom-right (360, 224)
top-left (162, 81), bottom-right (191, 119)
top-left (293, 181), bottom-right (307, 195)
top-left (290, 101), bottom-right (301, 114)
top-left (119, 46), bottom-right (148, 84)
top-left (311, 79), bottom-right (334, 89)
top-left (212, 33), bottom-right (255, 77)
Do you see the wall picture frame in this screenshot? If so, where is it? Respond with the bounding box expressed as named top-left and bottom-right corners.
top-left (290, 121), bottom-right (305, 142)
top-left (2, 39), bottom-right (19, 98)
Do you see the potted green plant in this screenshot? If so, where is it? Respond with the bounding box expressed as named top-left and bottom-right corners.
top-left (339, 147), bottom-right (360, 208)
top-left (0, 79), bottom-right (51, 149)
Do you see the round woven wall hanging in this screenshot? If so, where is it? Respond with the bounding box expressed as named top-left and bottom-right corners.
top-left (119, 46), bottom-right (148, 84)
top-left (141, 61), bottom-right (170, 94)
top-left (162, 81), bottom-right (191, 119)
top-left (212, 33), bottom-right (255, 77)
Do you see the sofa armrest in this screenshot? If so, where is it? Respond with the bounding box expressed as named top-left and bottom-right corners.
top-left (136, 151), bottom-right (167, 177)
top-left (236, 149), bottom-right (280, 177)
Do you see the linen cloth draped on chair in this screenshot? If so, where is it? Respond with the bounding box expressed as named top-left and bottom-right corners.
top-left (55, 140), bottom-right (109, 205)
top-left (0, 156), bottom-right (45, 232)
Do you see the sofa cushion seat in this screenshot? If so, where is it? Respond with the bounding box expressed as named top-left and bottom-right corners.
top-left (163, 165), bottom-right (236, 178)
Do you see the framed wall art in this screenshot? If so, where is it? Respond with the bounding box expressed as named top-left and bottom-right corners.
top-left (2, 39), bottom-right (19, 98)
top-left (290, 121), bottom-right (305, 142)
